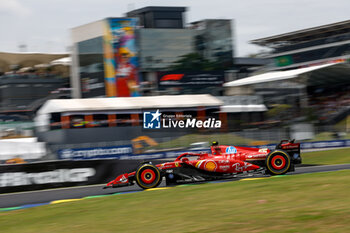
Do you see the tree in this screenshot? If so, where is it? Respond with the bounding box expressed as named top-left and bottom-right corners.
top-left (168, 53), bottom-right (224, 71)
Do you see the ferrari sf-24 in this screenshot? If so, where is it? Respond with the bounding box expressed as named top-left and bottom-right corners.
top-left (105, 140), bottom-right (302, 189)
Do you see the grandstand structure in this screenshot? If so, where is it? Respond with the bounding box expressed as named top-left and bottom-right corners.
top-left (251, 19), bottom-right (350, 70)
top-left (0, 52), bottom-right (68, 73)
top-left (225, 20), bottom-right (350, 125)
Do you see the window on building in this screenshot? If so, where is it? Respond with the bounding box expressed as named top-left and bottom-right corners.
top-left (154, 19), bottom-right (182, 28)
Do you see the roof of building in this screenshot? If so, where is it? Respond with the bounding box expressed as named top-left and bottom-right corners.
top-left (50, 57), bottom-right (71, 66)
top-left (0, 52), bottom-right (68, 73)
top-left (223, 61), bottom-right (346, 87)
top-left (127, 6), bottom-right (187, 15)
top-left (251, 19), bottom-right (350, 47)
top-left (220, 105), bottom-right (267, 113)
top-left (37, 94), bottom-right (223, 115)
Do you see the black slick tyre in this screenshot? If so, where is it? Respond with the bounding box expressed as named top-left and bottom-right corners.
top-left (135, 164), bottom-right (162, 189)
top-left (265, 150), bottom-right (291, 175)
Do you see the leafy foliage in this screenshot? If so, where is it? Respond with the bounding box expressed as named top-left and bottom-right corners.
top-left (168, 53), bottom-right (229, 71)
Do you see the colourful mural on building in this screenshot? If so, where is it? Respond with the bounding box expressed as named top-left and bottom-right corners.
top-left (103, 18), bottom-right (140, 97)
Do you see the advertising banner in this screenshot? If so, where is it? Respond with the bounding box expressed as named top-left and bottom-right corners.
top-left (103, 18), bottom-right (140, 97)
top-left (119, 148), bottom-right (211, 160)
top-left (0, 159), bottom-right (156, 193)
top-left (275, 55), bottom-right (294, 67)
top-left (57, 144), bottom-right (209, 161)
top-left (252, 140), bottom-right (350, 151)
top-left (0, 159), bottom-right (174, 193)
top-left (58, 145), bottom-right (133, 160)
top-left (158, 71), bottom-right (225, 89)
top-left (300, 140), bottom-right (350, 150)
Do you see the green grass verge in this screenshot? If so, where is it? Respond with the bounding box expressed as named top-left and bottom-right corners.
top-left (307, 132), bottom-right (350, 142)
top-left (1, 170), bottom-right (350, 233)
top-left (303, 147), bottom-right (350, 165)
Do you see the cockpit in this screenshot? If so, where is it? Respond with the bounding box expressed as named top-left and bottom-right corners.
top-left (211, 141), bottom-right (222, 155)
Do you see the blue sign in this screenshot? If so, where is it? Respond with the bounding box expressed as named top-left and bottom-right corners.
top-left (58, 145), bottom-right (133, 160)
top-left (118, 149), bottom-right (211, 160)
top-left (253, 140), bottom-right (350, 151)
top-left (225, 146), bottom-right (237, 154)
top-left (300, 140), bottom-right (350, 149)
top-left (143, 109), bottom-right (161, 129)
top-left (58, 146), bottom-right (210, 161)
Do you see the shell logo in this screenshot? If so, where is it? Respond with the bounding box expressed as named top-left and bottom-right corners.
top-left (205, 161), bottom-right (217, 172)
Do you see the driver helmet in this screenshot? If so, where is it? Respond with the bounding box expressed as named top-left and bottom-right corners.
top-left (211, 141), bottom-right (221, 155)
top-left (212, 141), bottom-right (219, 146)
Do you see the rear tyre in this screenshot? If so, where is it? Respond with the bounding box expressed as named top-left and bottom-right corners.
top-left (135, 164), bottom-right (162, 189)
top-left (265, 150), bottom-right (291, 175)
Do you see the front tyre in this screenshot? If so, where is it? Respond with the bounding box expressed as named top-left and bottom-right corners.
top-left (265, 150), bottom-right (291, 175)
top-left (135, 164), bottom-right (162, 189)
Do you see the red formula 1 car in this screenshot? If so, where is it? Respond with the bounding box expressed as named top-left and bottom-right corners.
top-left (105, 140), bottom-right (302, 189)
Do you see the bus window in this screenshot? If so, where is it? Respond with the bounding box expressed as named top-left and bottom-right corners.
top-left (70, 115), bottom-right (86, 128)
top-left (50, 112), bottom-right (62, 130)
top-left (92, 114), bottom-right (109, 127)
top-left (183, 110), bottom-right (197, 119)
top-left (116, 114), bottom-right (132, 127)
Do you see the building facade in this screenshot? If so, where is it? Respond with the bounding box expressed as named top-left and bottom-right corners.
top-left (70, 6), bottom-right (235, 98)
top-left (0, 73), bottom-right (65, 128)
top-left (191, 19), bottom-right (234, 66)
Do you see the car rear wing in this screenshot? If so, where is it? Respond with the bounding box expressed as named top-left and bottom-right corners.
top-left (276, 139), bottom-right (301, 164)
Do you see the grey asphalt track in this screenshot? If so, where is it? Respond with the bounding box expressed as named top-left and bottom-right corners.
top-left (1, 164), bottom-right (350, 208)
